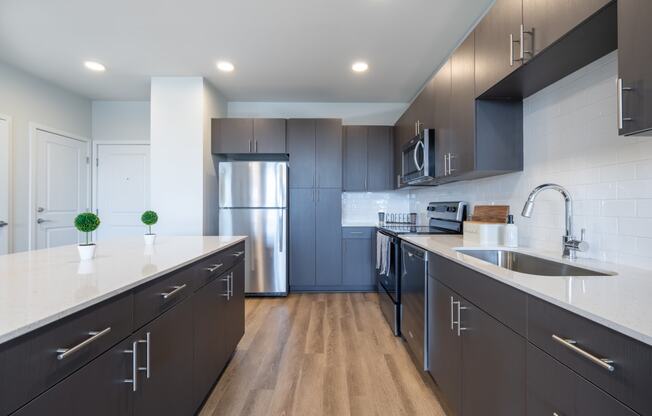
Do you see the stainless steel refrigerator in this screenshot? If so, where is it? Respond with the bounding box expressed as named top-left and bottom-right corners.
top-left (218, 161), bottom-right (288, 296)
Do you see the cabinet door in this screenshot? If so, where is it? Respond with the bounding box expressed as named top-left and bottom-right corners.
top-left (401, 245), bottom-right (426, 370)
top-left (394, 105), bottom-right (418, 188)
top-left (315, 119), bottom-right (342, 188)
top-left (432, 60), bottom-right (452, 179)
top-left (213, 118), bottom-right (254, 154)
top-left (474, 0), bottom-right (523, 96)
top-left (449, 32), bottom-right (476, 176)
top-left (342, 238), bottom-right (374, 287)
top-left (367, 126), bottom-right (393, 191)
top-left (289, 188), bottom-right (316, 287)
top-left (342, 126), bottom-right (368, 191)
top-left (135, 299), bottom-right (194, 416)
top-left (427, 278), bottom-right (462, 416)
top-left (527, 344), bottom-right (638, 416)
top-left (618, 0), bottom-right (652, 135)
top-left (13, 339), bottom-right (134, 416)
top-left (524, 0), bottom-right (611, 56)
top-left (192, 275), bottom-right (229, 408)
top-left (460, 296), bottom-right (526, 416)
top-left (315, 188), bottom-right (342, 286)
top-left (254, 119), bottom-right (286, 153)
top-left (225, 261), bottom-right (245, 354)
top-left (287, 119), bottom-right (316, 188)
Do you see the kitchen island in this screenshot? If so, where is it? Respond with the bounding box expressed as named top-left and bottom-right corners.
top-left (0, 236), bottom-right (246, 416)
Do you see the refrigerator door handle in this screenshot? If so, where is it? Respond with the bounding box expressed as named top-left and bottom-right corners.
top-left (278, 211), bottom-right (284, 252)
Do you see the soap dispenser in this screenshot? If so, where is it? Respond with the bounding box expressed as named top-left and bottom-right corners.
top-left (503, 214), bottom-right (518, 247)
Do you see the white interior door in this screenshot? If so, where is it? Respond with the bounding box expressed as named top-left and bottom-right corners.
top-left (96, 144), bottom-right (150, 241)
top-left (35, 129), bottom-right (90, 249)
top-left (0, 117), bottom-right (9, 255)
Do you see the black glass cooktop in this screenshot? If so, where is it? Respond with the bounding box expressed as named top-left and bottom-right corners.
top-left (378, 225), bottom-right (460, 236)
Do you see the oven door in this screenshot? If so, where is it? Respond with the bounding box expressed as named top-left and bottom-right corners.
top-left (376, 232), bottom-right (399, 303)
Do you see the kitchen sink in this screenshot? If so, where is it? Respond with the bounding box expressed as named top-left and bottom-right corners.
top-left (455, 249), bottom-right (615, 277)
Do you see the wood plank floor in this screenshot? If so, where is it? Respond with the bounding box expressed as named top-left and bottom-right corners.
top-left (199, 293), bottom-right (446, 416)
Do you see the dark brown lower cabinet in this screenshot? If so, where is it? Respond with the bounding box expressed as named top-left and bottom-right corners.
top-left (13, 338), bottom-right (134, 416)
top-left (460, 296), bottom-right (526, 416)
top-left (224, 261), bottom-right (246, 354)
top-left (134, 297), bottom-right (194, 416)
top-left (427, 278), bottom-right (462, 416)
top-left (192, 274), bottom-right (230, 408)
top-left (527, 344), bottom-right (638, 416)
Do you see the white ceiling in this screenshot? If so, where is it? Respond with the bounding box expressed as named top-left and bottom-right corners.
top-left (0, 0), bottom-right (492, 102)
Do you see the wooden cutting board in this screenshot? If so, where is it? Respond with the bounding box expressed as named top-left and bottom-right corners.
top-left (470, 205), bottom-right (510, 223)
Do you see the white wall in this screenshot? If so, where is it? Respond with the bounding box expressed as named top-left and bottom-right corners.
top-left (227, 102), bottom-right (407, 125)
top-left (202, 80), bottom-right (228, 235)
top-left (0, 61), bottom-right (91, 252)
top-left (150, 77), bottom-right (226, 236)
top-left (409, 52), bottom-right (652, 270)
top-left (92, 101), bottom-right (150, 142)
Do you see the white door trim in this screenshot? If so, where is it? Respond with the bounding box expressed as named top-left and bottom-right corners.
top-left (28, 123), bottom-right (91, 250)
top-left (0, 114), bottom-right (13, 253)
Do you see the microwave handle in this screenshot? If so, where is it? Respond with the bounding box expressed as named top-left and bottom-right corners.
top-left (414, 140), bottom-right (424, 171)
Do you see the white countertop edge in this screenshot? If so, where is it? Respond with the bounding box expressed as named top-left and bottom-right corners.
top-left (0, 237), bottom-right (247, 344)
top-left (342, 223), bottom-right (378, 228)
top-left (400, 235), bottom-right (652, 347)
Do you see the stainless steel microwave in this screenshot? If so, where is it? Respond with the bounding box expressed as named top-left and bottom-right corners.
top-left (401, 129), bottom-right (436, 185)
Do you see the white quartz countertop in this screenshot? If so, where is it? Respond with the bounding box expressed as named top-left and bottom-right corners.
top-left (0, 236), bottom-right (246, 344)
top-left (401, 235), bottom-right (652, 347)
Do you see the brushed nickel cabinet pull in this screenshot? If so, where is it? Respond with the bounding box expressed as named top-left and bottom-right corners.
top-left (56, 327), bottom-right (112, 360)
top-left (203, 263), bottom-right (223, 273)
top-left (137, 332), bottom-right (151, 379)
top-left (124, 340), bottom-right (138, 392)
top-left (161, 284), bottom-right (187, 300)
top-left (551, 334), bottom-right (615, 372)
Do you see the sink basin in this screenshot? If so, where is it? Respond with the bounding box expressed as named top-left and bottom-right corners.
top-left (455, 249), bottom-right (614, 277)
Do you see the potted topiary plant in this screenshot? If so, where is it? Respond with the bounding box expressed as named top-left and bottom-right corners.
top-left (74, 212), bottom-right (100, 260)
top-left (141, 210), bottom-right (158, 245)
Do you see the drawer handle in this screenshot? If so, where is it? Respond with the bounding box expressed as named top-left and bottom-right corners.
top-left (56, 327), bottom-right (112, 360)
top-left (551, 334), bottom-right (615, 372)
top-left (233, 251), bottom-right (245, 258)
top-left (203, 263), bottom-right (223, 273)
top-left (161, 284), bottom-right (187, 300)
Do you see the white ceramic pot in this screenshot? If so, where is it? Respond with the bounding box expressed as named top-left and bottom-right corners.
top-left (78, 244), bottom-right (96, 261)
top-left (144, 233), bottom-right (157, 245)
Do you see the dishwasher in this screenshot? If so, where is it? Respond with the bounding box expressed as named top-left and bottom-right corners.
top-left (400, 241), bottom-right (428, 371)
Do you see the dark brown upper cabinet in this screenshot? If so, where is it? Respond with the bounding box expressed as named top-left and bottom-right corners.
top-left (431, 60), bottom-right (451, 179)
top-left (448, 33), bottom-right (475, 178)
top-left (287, 118), bottom-right (342, 189)
top-left (523, 0), bottom-right (612, 56)
top-left (618, 0), bottom-right (652, 136)
top-left (343, 126), bottom-right (393, 192)
top-left (211, 118), bottom-right (286, 154)
top-left (474, 0), bottom-right (524, 98)
top-left (393, 105), bottom-right (419, 189)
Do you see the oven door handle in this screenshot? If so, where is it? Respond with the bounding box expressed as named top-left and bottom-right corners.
top-left (413, 140), bottom-right (425, 172)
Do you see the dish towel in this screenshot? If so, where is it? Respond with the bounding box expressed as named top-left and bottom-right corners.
top-left (376, 233), bottom-right (391, 276)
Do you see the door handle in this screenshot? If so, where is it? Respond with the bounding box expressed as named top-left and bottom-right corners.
top-left (124, 340), bottom-right (138, 392)
top-left (413, 140), bottom-right (424, 171)
top-left (36, 218), bottom-right (52, 224)
top-left (278, 211), bottom-right (284, 252)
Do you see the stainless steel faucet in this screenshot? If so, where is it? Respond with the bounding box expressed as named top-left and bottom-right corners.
top-left (521, 183), bottom-right (588, 259)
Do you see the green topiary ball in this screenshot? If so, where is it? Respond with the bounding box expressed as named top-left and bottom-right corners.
top-left (74, 212), bottom-right (101, 233)
top-left (141, 210), bottom-right (159, 226)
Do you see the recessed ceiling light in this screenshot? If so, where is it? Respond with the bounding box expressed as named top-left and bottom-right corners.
top-left (217, 61), bottom-right (235, 72)
top-left (84, 61), bottom-right (106, 72)
top-left (352, 61), bottom-right (369, 73)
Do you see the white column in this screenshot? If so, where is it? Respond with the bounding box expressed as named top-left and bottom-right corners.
top-left (150, 77), bottom-right (226, 235)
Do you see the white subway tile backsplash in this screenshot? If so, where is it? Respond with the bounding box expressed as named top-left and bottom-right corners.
top-left (403, 52), bottom-right (652, 270)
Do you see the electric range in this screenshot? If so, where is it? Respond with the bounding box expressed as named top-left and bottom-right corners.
top-left (375, 201), bottom-right (467, 336)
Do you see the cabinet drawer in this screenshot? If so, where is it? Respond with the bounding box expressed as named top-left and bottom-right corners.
top-left (528, 296), bottom-right (652, 415)
top-left (133, 267), bottom-right (194, 329)
top-left (527, 343), bottom-right (638, 416)
top-left (193, 242), bottom-right (245, 290)
top-left (342, 227), bottom-right (374, 239)
top-left (429, 253), bottom-right (527, 336)
top-left (0, 294), bottom-right (133, 415)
